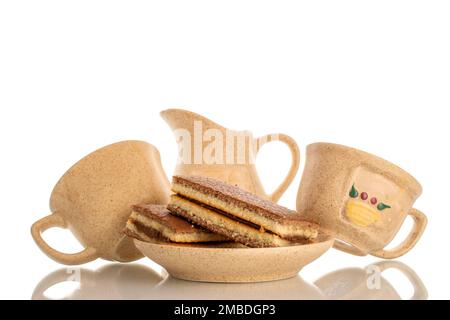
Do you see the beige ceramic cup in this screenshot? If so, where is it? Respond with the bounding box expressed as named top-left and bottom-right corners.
top-left (31, 140), bottom-right (170, 265)
top-left (296, 143), bottom-right (427, 259)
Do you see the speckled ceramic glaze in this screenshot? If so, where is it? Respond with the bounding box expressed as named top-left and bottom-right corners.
top-left (134, 236), bottom-right (334, 283)
top-left (296, 143), bottom-right (427, 259)
top-left (31, 140), bottom-right (170, 265)
top-left (161, 109), bottom-right (300, 202)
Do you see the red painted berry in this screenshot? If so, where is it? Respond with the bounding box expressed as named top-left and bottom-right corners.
top-left (370, 197), bottom-right (378, 205)
top-left (361, 192), bottom-right (368, 200)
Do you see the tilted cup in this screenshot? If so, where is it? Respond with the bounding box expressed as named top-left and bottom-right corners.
top-left (296, 143), bottom-right (427, 259)
top-left (31, 140), bottom-right (170, 265)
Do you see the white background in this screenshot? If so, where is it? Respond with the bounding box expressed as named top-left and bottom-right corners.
top-left (1, 1), bottom-right (449, 299)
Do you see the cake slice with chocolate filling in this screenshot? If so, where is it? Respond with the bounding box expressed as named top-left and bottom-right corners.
top-left (124, 204), bottom-right (227, 243)
top-left (168, 175), bottom-right (319, 248)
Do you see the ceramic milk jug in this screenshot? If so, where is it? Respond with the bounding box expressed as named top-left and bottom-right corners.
top-left (160, 109), bottom-right (300, 202)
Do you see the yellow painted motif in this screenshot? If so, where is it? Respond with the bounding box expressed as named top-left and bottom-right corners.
top-left (345, 199), bottom-right (381, 227)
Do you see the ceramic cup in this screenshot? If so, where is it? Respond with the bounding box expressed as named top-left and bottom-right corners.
top-left (31, 140), bottom-right (170, 265)
top-left (296, 143), bottom-right (427, 259)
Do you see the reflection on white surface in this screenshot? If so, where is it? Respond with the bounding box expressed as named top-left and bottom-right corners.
top-left (155, 276), bottom-right (323, 300)
top-left (32, 261), bottom-right (427, 300)
top-left (32, 264), bottom-right (167, 300)
top-left (314, 261), bottom-right (428, 300)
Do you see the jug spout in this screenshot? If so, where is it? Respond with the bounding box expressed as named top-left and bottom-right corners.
top-left (160, 108), bottom-right (225, 132)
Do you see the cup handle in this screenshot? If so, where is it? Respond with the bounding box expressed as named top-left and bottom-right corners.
top-left (255, 133), bottom-right (300, 202)
top-left (371, 208), bottom-right (428, 259)
top-left (31, 214), bottom-right (98, 265)
top-left (372, 261), bottom-right (428, 300)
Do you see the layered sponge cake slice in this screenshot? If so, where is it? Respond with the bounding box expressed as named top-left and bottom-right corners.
top-left (124, 204), bottom-right (227, 243)
top-left (168, 175), bottom-right (319, 248)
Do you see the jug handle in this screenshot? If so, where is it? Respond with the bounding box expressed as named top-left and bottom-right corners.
top-left (31, 213), bottom-right (98, 265)
top-left (255, 133), bottom-right (300, 202)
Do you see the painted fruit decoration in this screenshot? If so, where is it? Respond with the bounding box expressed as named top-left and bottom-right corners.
top-left (345, 184), bottom-right (391, 227)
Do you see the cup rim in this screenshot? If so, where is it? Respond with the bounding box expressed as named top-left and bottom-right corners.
top-left (50, 140), bottom-right (153, 196)
top-left (306, 142), bottom-right (422, 196)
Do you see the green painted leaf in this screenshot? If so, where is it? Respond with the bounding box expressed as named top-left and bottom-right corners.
top-left (349, 184), bottom-right (359, 198)
top-left (377, 203), bottom-right (391, 211)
